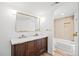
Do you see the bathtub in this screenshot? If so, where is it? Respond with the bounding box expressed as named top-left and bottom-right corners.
top-left (54, 38), bottom-right (75, 55)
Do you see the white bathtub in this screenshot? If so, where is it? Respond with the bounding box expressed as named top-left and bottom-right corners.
top-left (54, 38), bottom-right (75, 55)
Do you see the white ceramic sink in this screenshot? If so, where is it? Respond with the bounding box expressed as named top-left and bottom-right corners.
top-left (11, 35), bottom-right (47, 45)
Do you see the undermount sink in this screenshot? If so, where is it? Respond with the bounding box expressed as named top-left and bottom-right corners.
top-left (18, 36), bottom-right (27, 39)
top-left (18, 34), bottom-right (39, 39)
top-left (33, 33), bottom-right (39, 36)
top-left (18, 34), bottom-right (27, 39)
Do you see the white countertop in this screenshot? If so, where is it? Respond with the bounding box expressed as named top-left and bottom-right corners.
top-left (11, 35), bottom-right (47, 45)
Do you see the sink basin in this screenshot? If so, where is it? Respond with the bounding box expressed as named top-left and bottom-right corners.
top-left (33, 33), bottom-right (39, 36)
top-left (18, 36), bottom-right (27, 39)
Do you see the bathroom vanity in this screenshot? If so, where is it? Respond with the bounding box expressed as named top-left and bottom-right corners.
top-left (11, 11), bottom-right (48, 56)
top-left (11, 36), bottom-right (48, 56)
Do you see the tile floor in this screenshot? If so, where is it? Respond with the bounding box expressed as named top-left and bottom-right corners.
top-left (41, 52), bottom-right (65, 56)
top-left (41, 49), bottom-right (72, 56)
top-left (41, 52), bottom-right (62, 56)
top-left (41, 52), bottom-right (52, 56)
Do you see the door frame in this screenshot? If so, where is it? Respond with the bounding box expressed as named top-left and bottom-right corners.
top-left (74, 3), bottom-right (79, 56)
top-left (52, 3), bottom-right (79, 56)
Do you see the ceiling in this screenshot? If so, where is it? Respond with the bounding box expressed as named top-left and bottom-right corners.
top-left (0, 2), bottom-right (77, 18)
top-left (0, 2), bottom-right (57, 16)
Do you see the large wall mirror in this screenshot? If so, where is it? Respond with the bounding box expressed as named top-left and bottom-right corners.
top-left (15, 12), bottom-right (40, 32)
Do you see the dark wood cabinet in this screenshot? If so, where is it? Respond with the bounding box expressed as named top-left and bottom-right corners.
top-left (11, 43), bottom-right (26, 56)
top-left (27, 40), bottom-right (36, 56)
top-left (25, 42), bottom-right (28, 56)
top-left (41, 38), bottom-right (47, 52)
top-left (35, 39), bottom-right (42, 55)
top-left (11, 37), bottom-right (48, 56)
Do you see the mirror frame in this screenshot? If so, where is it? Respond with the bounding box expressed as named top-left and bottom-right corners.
top-left (15, 12), bottom-right (40, 32)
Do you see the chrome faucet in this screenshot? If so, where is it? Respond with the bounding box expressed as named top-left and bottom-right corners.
top-left (21, 34), bottom-right (24, 38)
top-left (34, 33), bottom-right (38, 36)
top-left (19, 34), bottom-right (26, 38)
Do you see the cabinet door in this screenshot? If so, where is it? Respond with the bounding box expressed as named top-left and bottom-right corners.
top-left (25, 42), bottom-right (28, 56)
top-left (41, 37), bottom-right (47, 52)
top-left (35, 39), bottom-right (42, 55)
top-left (27, 41), bottom-right (36, 56)
top-left (14, 43), bottom-right (25, 56)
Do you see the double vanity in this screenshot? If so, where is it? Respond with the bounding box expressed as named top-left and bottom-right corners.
top-left (11, 35), bottom-right (48, 56)
top-left (11, 12), bottom-right (48, 56)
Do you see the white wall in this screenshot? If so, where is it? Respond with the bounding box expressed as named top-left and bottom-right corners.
top-left (0, 2), bottom-right (53, 56)
top-left (0, 5), bottom-right (16, 56)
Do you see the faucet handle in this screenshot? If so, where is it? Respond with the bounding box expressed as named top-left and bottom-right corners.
top-left (34, 33), bottom-right (38, 36)
top-left (22, 34), bottom-right (24, 37)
